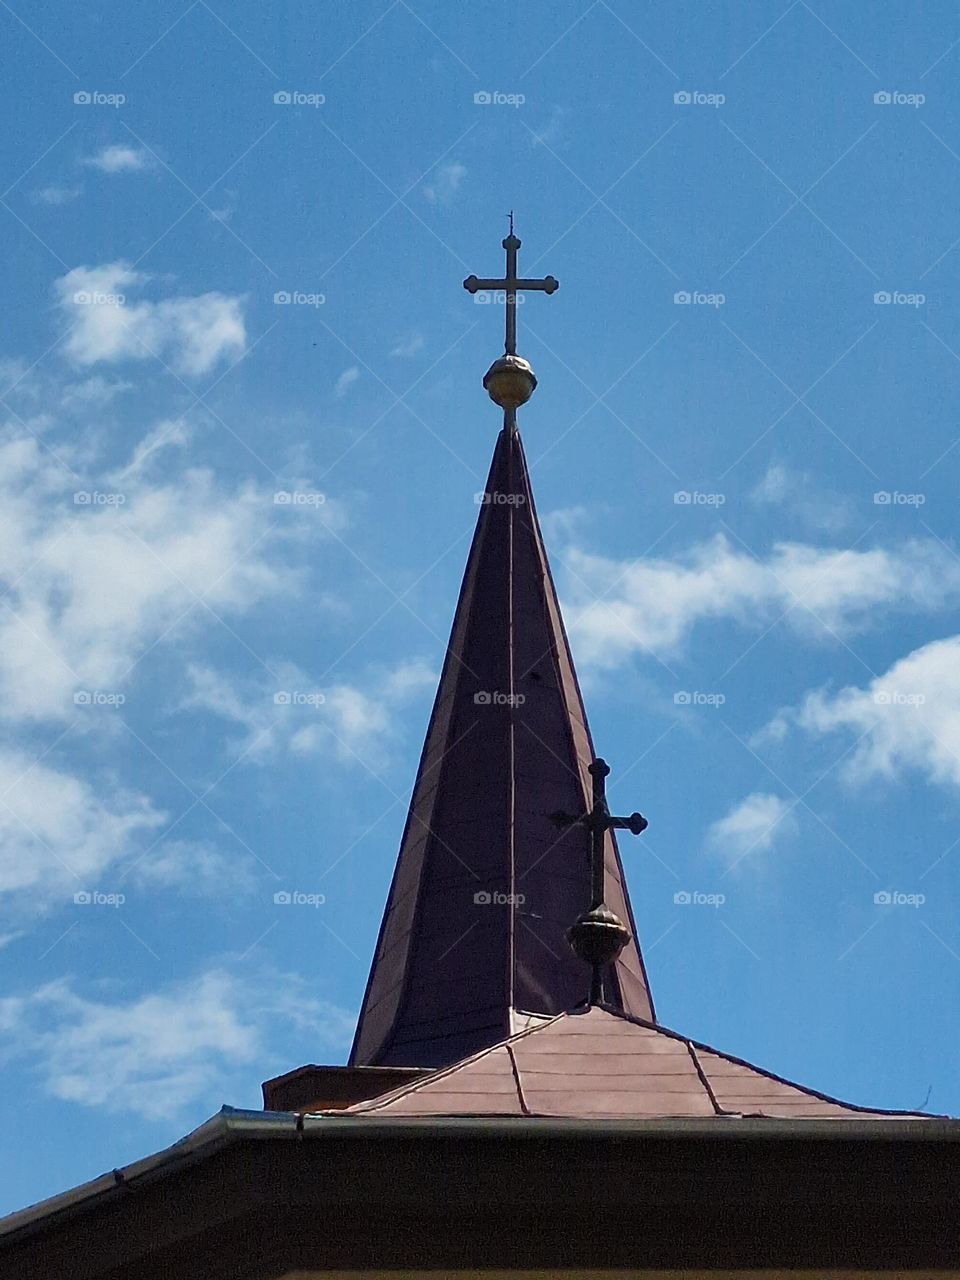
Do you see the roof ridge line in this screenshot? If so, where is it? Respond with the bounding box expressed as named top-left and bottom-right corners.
top-left (595, 1002), bottom-right (941, 1118)
top-left (505, 1042), bottom-right (532, 1116)
top-left (686, 1041), bottom-right (726, 1116)
top-left (342, 1010), bottom-right (572, 1113)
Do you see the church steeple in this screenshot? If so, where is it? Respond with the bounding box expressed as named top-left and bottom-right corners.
top-left (350, 227), bottom-right (653, 1069)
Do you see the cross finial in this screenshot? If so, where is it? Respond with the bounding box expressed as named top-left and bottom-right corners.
top-left (551, 757), bottom-right (648, 1006)
top-left (463, 221), bottom-right (558, 429)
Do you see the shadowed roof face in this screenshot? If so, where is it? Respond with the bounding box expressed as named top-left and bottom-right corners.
top-left (346, 1005), bottom-right (935, 1120)
top-left (350, 428), bottom-right (653, 1069)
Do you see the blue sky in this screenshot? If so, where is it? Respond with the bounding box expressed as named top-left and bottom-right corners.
top-left (2, 0), bottom-right (960, 1214)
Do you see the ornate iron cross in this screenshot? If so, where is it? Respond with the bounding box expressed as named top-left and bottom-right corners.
top-left (463, 213), bottom-right (559, 356)
top-left (551, 758), bottom-right (648, 1005)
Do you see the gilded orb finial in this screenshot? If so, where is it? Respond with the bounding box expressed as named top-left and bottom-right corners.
top-left (463, 222), bottom-right (558, 426)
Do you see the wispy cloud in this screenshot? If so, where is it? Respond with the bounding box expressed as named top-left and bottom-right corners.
top-left (182, 658), bottom-right (436, 769)
top-left (83, 144), bottom-right (151, 174)
top-left (422, 161), bottom-right (466, 204)
top-left (335, 366), bottom-right (359, 397)
top-left (706, 792), bottom-right (796, 868)
top-left (766, 635), bottom-right (960, 792)
top-left (390, 331), bottom-right (424, 359)
top-left (561, 534), bottom-right (960, 667)
top-left (55, 262), bottom-right (246, 376)
top-left (0, 968), bottom-right (355, 1120)
top-left (31, 184), bottom-right (81, 206)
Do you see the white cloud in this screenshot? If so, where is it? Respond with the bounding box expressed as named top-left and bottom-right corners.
top-left (55, 262), bottom-right (246, 377)
top-left (83, 144), bottom-right (150, 174)
top-left (335, 366), bottom-right (359, 397)
top-left (184, 658), bottom-right (435, 768)
top-left (390, 331), bottom-right (424, 359)
top-left (131, 839), bottom-right (257, 898)
top-left (60, 374), bottom-right (133, 410)
top-left (0, 428), bottom-right (294, 723)
top-left (0, 968), bottom-right (355, 1119)
top-left (106, 416), bottom-right (192, 482)
top-left (0, 747), bottom-right (163, 901)
top-left (422, 161), bottom-right (466, 204)
top-left (561, 534), bottom-right (960, 667)
top-left (706, 792), bottom-right (796, 867)
top-left (773, 635), bottom-right (960, 791)
top-left (31, 184), bottom-right (81, 206)
top-left (750, 462), bottom-right (852, 533)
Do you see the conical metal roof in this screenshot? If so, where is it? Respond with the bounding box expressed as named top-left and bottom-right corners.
top-left (350, 427), bottom-right (653, 1068)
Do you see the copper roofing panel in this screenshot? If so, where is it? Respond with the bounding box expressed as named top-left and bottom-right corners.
top-left (350, 429), bottom-right (653, 1070)
top-left (343, 1006), bottom-right (936, 1121)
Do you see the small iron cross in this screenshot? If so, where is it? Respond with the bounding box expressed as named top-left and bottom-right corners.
top-left (463, 212), bottom-right (559, 356)
top-left (551, 758), bottom-right (647, 909)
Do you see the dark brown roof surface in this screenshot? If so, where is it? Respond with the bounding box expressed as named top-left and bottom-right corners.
top-left (350, 427), bottom-right (653, 1069)
top-left (343, 1005), bottom-right (935, 1120)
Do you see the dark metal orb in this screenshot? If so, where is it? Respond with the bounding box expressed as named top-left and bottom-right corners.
top-left (567, 903), bottom-right (632, 969)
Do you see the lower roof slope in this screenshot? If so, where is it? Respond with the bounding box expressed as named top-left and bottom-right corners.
top-left (341, 1004), bottom-right (936, 1121)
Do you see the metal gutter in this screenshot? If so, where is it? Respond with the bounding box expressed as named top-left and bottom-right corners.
top-left (2, 1107), bottom-right (959, 1247)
